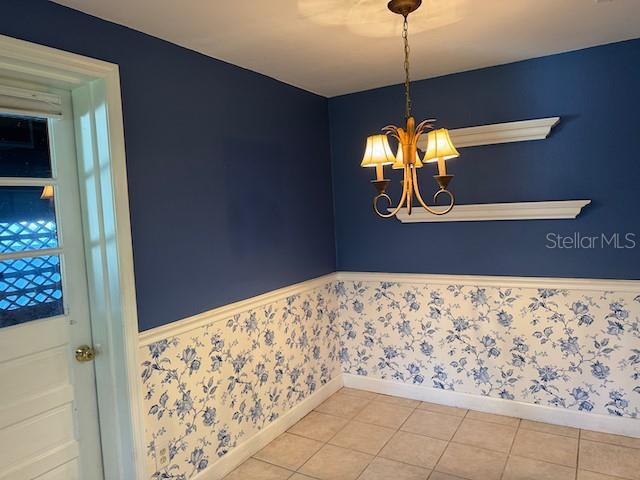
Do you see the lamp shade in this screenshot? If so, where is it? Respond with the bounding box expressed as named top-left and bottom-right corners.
top-left (392, 143), bottom-right (423, 169)
top-left (423, 128), bottom-right (460, 163)
top-left (361, 134), bottom-right (396, 167)
top-left (40, 185), bottom-right (54, 200)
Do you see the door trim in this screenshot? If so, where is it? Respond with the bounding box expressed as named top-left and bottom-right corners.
top-left (0, 35), bottom-right (145, 479)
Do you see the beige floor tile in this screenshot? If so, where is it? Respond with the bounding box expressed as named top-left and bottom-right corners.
top-left (288, 411), bottom-right (348, 442)
top-left (299, 444), bottom-right (372, 480)
top-left (253, 433), bottom-right (323, 471)
top-left (354, 401), bottom-right (414, 429)
top-left (401, 410), bottom-right (463, 441)
top-left (435, 443), bottom-right (507, 480)
top-left (579, 439), bottom-right (640, 480)
top-left (359, 457), bottom-right (431, 480)
top-left (577, 470), bottom-right (627, 480)
top-left (520, 419), bottom-right (579, 438)
top-left (379, 431), bottom-right (448, 469)
top-left (224, 458), bottom-right (293, 480)
top-left (451, 418), bottom-right (516, 453)
top-left (428, 473), bottom-right (466, 480)
top-left (511, 428), bottom-right (578, 467)
top-left (502, 455), bottom-right (576, 480)
top-left (289, 475), bottom-right (317, 480)
top-left (418, 402), bottom-right (467, 418)
top-left (339, 387), bottom-right (379, 399)
top-left (375, 393), bottom-right (421, 409)
top-left (465, 410), bottom-right (520, 427)
top-left (581, 430), bottom-right (640, 450)
top-left (314, 392), bottom-right (369, 419)
top-left (329, 420), bottom-right (395, 455)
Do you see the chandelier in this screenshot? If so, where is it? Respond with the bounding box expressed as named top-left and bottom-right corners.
top-left (361, 0), bottom-right (460, 218)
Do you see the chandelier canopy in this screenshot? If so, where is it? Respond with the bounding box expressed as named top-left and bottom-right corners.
top-left (362, 0), bottom-right (460, 218)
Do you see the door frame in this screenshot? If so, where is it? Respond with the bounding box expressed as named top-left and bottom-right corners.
top-left (0, 35), bottom-right (145, 479)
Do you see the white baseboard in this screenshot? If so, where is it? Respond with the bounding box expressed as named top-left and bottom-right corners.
top-left (343, 374), bottom-right (640, 438)
top-left (194, 375), bottom-right (344, 480)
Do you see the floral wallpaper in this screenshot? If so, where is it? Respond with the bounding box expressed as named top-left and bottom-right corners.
top-left (140, 277), bottom-right (640, 479)
top-left (140, 282), bottom-right (340, 479)
top-left (336, 280), bottom-right (640, 418)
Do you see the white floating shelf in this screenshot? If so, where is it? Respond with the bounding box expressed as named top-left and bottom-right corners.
top-left (417, 117), bottom-right (560, 150)
top-left (393, 200), bottom-right (591, 223)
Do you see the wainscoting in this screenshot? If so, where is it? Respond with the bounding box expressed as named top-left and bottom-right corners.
top-left (336, 273), bottom-right (639, 420)
top-left (138, 272), bottom-right (640, 479)
top-left (138, 276), bottom-right (342, 479)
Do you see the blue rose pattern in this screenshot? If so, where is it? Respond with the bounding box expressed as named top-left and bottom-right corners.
top-left (337, 281), bottom-right (639, 418)
top-left (141, 283), bottom-right (340, 479)
top-left (141, 280), bottom-right (640, 479)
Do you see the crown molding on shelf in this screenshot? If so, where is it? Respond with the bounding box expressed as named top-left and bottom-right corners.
top-left (417, 117), bottom-right (560, 150)
top-left (392, 199), bottom-right (591, 223)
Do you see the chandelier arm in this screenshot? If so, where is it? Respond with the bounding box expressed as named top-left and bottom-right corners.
top-left (406, 166), bottom-right (413, 215)
top-left (381, 126), bottom-right (401, 142)
top-left (415, 119), bottom-right (435, 134)
top-left (411, 167), bottom-right (455, 215)
top-left (373, 172), bottom-right (409, 218)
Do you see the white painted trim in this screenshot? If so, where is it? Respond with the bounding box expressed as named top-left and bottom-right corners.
top-left (0, 34), bottom-right (145, 480)
top-left (417, 117), bottom-right (560, 150)
top-left (0, 247), bottom-right (63, 261)
top-left (0, 177), bottom-right (58, 186)
top-left (0, 84), bottom-right (63, 118)
top-left (393, 200), bottom-right (591, 223)
top-left (139, 274), bottom-right (335, 345)
top-left (343, 374), bottom-right (639, 438)
top-left (335, 271), bottom-right (640, 292)
top-left (141, 271), bottom-right (640, 346)
top-left (192, 376), bottom-right (344, 480)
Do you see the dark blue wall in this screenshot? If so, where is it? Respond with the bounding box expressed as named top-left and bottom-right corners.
top-left (329, 39), bottom-right (640, 280)
top-left (0, 0), bottom-right (336, 330)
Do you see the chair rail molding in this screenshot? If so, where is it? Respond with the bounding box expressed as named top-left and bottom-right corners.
top-left (393, 199), bottom-right (591, 223)
top-left (138, 273), bottom-right (336, 345)
top-left (417, 117), bottom-right (560, 150)
top-left (334, 271), bottom-right (640, 293)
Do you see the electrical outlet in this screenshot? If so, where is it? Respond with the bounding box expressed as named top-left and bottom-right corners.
top-left (156, 442), bottom-right (170, 470)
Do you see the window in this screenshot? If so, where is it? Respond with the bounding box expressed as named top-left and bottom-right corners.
top-left (0, 114), bottom-right (64, 328)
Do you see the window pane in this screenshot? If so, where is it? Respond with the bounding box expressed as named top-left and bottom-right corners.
top-left (0, 115), bottom-right (52, 178)
top-left (0, 186), bottom-right (58, 254)
top-left (0, 254), bottom-right (64, 328)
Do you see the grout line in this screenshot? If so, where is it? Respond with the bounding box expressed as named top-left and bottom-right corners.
top-left (245, 457), bottom-right (298, 475)
top-left (579, 431), bottom-right (640, 451)
top-left (518, 423), bottom-right (580, 439)
top-left (498, 415), bottom-right (520, 480)
top-left (428, 407), bottom-right (469, 479)
top-left (296, 390), bottom-right (378, 477)
top-left (504, 452), bottom-right (582, 470)
top-left (578, 467), bottom-right (636, 480)
top-left (242, 389), bottom-right (638, 480)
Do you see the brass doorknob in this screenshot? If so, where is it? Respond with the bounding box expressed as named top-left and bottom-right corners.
top-left (75, 345), bottom-right (96, 362)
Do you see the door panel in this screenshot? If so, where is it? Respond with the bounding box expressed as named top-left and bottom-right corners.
top-left (36, 460), bottom-right (79, 480)
top-left (0, 405), bottom-right (75, 468)
top-left (0, 443), bottom-right (79, 480)
top-left (0, 89), bottom-right (103, 479)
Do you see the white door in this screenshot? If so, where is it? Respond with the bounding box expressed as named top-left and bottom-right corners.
top-left (0, 89), bottom-right (104, 479)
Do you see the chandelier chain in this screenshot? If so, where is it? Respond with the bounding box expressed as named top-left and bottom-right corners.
top-left (402, 15), bottom-right (411, 119)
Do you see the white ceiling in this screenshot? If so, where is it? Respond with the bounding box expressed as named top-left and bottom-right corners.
top-left (53, 0), bottom-right (640, 97)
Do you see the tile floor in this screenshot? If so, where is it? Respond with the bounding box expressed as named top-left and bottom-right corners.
top-left (224, 388), bottom-right (640, 480)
